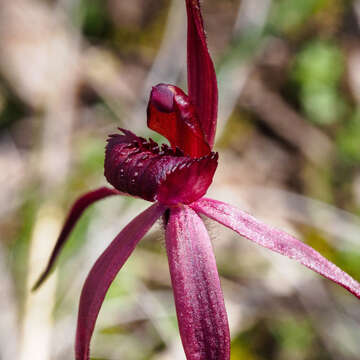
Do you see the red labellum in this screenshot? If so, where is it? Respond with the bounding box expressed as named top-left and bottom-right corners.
top-left (104, 129), bottom-right (217, 205)
top-left (147, 84), bottom-right (210, 158)
top-left (157, 152), bottom-right (218, 205)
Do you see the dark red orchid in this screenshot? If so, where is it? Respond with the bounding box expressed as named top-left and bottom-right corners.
top-left (33, 1), bottom-right (360, 359)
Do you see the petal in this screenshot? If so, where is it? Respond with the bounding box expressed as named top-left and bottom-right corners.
top-left (186, 0), bottom-right (218, 148)
top-left (76, 203), bottom-right (165, 360)
top-left (147, 84), bottom-right (210, 157)
top-left (105, 130), bottom-right (217, 205)
top-left (191, 198), bottom-right (360, 299)
top-left (165, 205), bottom-right (230, 360)
top-left (32, 187), bottom-right (121, 291)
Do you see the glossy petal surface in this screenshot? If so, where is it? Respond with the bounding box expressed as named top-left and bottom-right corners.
top-left (192, 198), bottom-right (360, 299)
top-left (32, 187), bottom-right (121, 291)
top-left (105, 129), bottom-right (217, 205)
top-left (76, 203), bottom-right (165, 360)
top-left (165, 205), bottom-right (230, 360)
top-left (186, 0), bottom-right (218, 147)
top-left (147, 84), bottom-right (210, 157)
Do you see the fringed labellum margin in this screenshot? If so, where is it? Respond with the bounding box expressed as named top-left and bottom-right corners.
top-left (104, 129), bottom-right (218, 205)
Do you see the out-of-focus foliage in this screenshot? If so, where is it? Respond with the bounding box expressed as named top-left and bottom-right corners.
top-left (291, 40), bottom-right (346, 125)
top-left (1, 0), bottom-right (360, 359)
top-left (337, 108), bottom-right (360, 163)
top-left (268, 0), bottom-right (320, 35)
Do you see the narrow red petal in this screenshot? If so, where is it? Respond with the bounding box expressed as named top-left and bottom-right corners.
top-left (147, 84), bottom-right (210, 157)
top-left (186, 0), bottom-right (218, 148)
top-left (75, 203), bottom-right (165, 360)
top-left (192, 198), bottom-right (360, 299)
top-left (32, 187), bottom-right (121, 291)
top-left (105, 130), bottom-right (217, 205)
top-left (165, 205), bottom-right (230, 360)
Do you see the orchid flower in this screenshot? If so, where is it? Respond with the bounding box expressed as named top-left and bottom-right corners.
top-left (33, 1), bottom-right (360, 359)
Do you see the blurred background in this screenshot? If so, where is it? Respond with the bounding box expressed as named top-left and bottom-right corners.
top-left (1, 0), bottom-right (360, 359)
